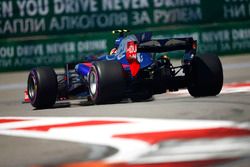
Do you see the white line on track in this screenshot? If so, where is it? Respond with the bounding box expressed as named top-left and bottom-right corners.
top-left (223, 62), bottom-right (250, 70)
top-left (0, 83), bottom-right (26, 90)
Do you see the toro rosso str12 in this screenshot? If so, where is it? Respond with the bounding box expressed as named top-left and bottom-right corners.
top-left (27, 30), bottom-right (223, 109)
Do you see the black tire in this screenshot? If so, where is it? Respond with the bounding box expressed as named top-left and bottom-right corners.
top-left (188, 54), bottom-right (223, 97)
top-left (88, 61), bottom-right (126, 104)
top-left (27, 67), bottom-right (58, 108)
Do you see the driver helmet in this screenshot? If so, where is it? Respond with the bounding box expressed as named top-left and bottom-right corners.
top-left (115, 36), bottom-right (123, 48)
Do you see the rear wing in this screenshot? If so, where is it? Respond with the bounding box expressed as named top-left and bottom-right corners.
top-left (137, 38), bottom-right (197, 53)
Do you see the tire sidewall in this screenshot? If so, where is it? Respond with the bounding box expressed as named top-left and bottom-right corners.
top-left (88, 66), bottom-right (99, 102)
top-left (28, 70), bottom-right (38, 104)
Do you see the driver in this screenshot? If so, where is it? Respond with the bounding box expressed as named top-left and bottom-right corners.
top-left (109, 29), bottom-right (129, 55)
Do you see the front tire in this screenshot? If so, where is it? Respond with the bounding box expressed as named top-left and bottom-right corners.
top-left (188, 54), bottom-right (223, 97)
top-left (27, 67), bottom-right (57, 108)
top-left (88, 61), bottom-right (126, 104)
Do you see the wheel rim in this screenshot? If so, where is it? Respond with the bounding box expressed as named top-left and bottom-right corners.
top-left (89, 71), bottom-right (97, 95)
top-left (28, 76), bottom-right (37, 100)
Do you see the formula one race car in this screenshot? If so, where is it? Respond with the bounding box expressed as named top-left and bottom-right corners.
top-left (27, 30), bottom-right (223, 109)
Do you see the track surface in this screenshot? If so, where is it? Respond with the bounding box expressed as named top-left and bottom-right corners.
top-left (0, 55), bottom-right (250, 167)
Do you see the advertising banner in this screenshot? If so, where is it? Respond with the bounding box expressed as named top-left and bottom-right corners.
top-left (1, 21), bottom-right (250, 72)
top-left (0, 33), bottom-right (112, 71)
top-left (1, 0), bottom-right (250, 38)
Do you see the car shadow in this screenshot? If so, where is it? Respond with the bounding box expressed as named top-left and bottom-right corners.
top-left (32, 97), bottom-right (155, 110)
top-left (78, 97), bottom-right (155, 107)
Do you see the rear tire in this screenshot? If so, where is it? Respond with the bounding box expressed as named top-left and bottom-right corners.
top-left (88, 61), bottom-right (126, 104)
top-left (188, 54), bottom-right (223, 97)
top-left (27, 67), bottom-right (57, 109)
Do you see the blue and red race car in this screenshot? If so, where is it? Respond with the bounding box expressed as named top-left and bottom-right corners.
top-left (27, 30), bottom-right (223, 109)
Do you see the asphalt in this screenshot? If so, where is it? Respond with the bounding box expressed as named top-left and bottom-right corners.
top-left (0, 54), bottom-right (250, 167)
